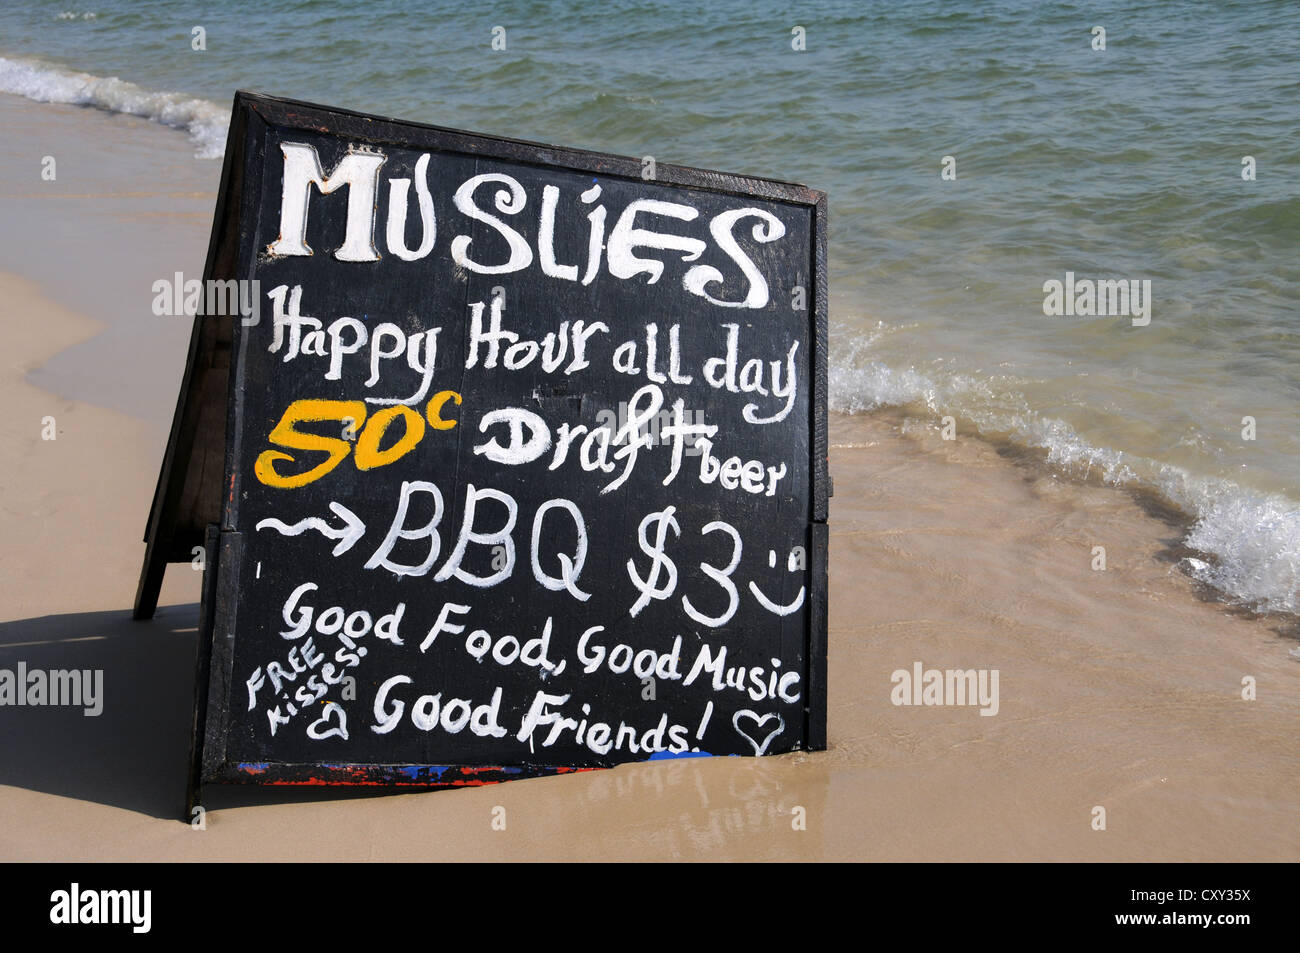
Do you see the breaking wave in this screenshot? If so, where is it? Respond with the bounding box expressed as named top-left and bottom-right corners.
top-left (831, 326), bottom-right (1300, 617)
top-left (0, 54), bottom-right (228, 158)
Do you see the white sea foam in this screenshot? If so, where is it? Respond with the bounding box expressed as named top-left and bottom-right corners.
top-left (0, 55), bottom-right (228, 158)
top-left (1162, 471), bottom-right (1300, 616)
top-left (831, 327), bottom-right (1300, 617)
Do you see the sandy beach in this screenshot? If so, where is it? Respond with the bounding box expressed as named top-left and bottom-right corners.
top-left (0, 92), bottom-right (1296, 862)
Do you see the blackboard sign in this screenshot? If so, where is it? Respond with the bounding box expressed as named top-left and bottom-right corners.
top-left (136, 92), bottom-right (827, 808)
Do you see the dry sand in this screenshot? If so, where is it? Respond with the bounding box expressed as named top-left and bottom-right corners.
top-left (0, 93), bottom-right (1296, 861)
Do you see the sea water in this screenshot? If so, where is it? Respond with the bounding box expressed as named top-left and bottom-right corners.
top-left (0, 0), bottom-right (1295, 614)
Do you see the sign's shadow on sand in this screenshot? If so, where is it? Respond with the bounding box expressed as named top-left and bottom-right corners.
top-left (0, 606), bottom-right (404, 819)
top-left (0, 605), bottom-right (198, 818)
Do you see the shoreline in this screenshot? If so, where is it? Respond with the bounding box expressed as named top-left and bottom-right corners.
top-left (852, 404), bottom-right (1300, 639)
top-left (0, 92), bottom-right (220, 429)
top-left (0, 91), bottom-right (1296, 861)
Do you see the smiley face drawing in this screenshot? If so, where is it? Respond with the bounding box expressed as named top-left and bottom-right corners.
top-left (749, 547), bottom-right (806, 616)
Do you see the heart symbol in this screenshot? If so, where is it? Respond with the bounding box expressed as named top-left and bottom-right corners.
top-left (307, 701), bottom-right (349, 741)
top-left (732, 710), bottom-right (784, 756)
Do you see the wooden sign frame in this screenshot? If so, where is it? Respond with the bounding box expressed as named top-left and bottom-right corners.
top-left (134, 92), bottom-right (828, 815)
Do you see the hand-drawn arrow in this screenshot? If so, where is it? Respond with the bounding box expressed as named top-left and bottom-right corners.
top-left (255, 502), bottom-right (366, 556)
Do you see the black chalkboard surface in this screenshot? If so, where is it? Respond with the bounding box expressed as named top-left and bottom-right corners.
top-left (136, 92), bottom-right (827, 811)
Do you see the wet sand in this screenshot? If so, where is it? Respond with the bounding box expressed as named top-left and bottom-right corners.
top-left (1, 93), bottom-right (1296, 861)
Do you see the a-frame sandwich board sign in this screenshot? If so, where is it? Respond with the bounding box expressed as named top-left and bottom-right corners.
top-left (134, 92), bottom-right (828, 816)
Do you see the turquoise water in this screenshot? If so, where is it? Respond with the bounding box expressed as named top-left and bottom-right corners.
top-left (0, 0), bottom-right (1296, 613)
